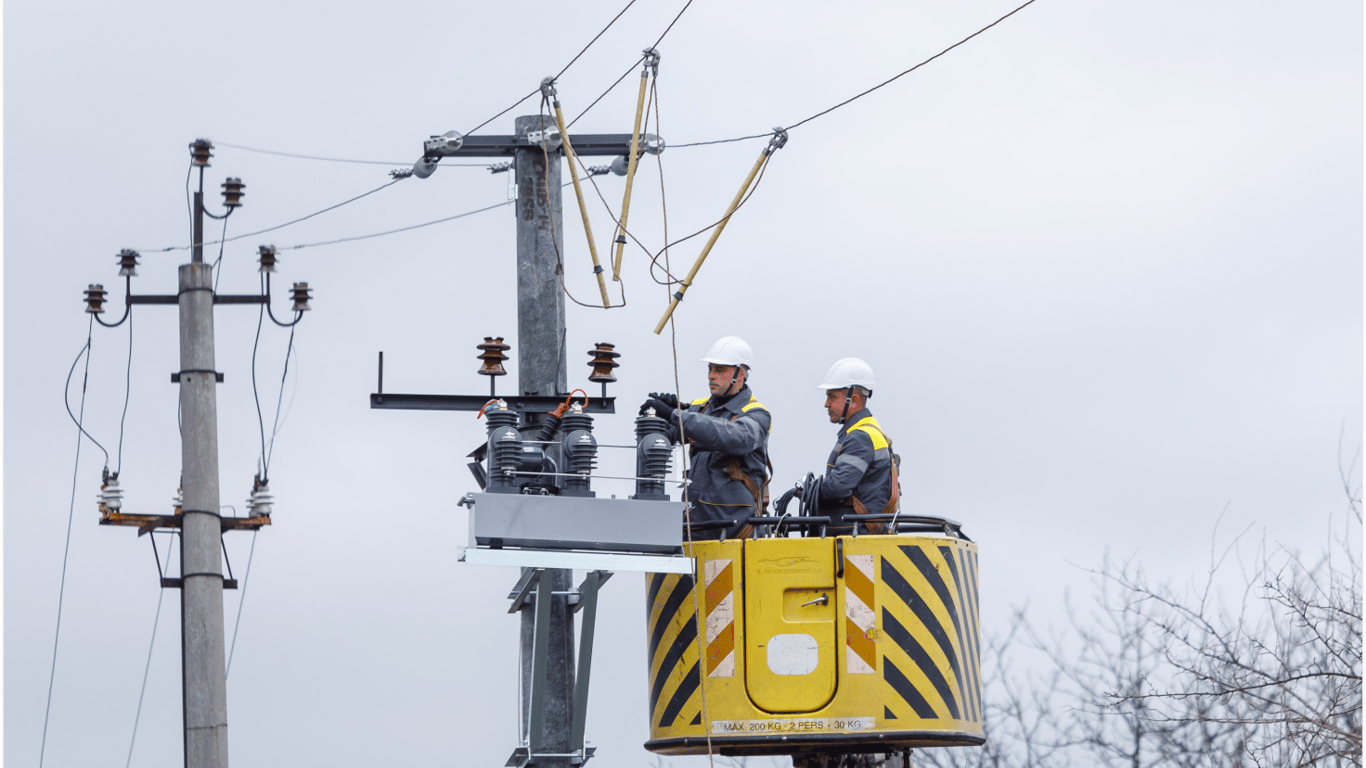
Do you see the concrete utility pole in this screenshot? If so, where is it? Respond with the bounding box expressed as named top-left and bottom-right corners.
top-left (179, 173), bottom-right (230, 768)
top-left (178, 256), bottom-right (230, 768)
top-left (513, 113), bottom-right (575, 768)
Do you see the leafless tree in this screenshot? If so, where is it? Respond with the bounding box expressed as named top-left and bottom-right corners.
top-left (919, 457), bottom-right (1362, 768)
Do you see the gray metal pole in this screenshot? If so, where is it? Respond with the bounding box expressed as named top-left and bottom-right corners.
top-left (513, 114), bottom-right (575, 767)
top-left (179, 259), bottom-right (229, 768)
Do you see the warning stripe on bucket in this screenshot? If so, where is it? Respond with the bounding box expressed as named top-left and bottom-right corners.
top-left (877, 542), bottom-right (981, 724)
top-left (704, 559), bottom-right (736, 678)
top-left (646, 571), bottom-right (701, 729)
top-left (845, 554), bottom-right (876, 674)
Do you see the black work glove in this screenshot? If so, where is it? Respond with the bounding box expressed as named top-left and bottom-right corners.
top-left (640, 397), bottom-right (676, 422)
top-left (648, 392), bottom-right (680, 409)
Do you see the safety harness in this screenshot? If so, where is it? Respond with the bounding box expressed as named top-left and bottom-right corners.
top-left (688, 394), bottom-right (772, 539)
top-left (834, 416), bottom-right (901, 534)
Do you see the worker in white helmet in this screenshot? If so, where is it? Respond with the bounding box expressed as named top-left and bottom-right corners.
top-left (809, 357), bottom-right (900, 534)
top-left (639, 336), bottom-right (771, 540)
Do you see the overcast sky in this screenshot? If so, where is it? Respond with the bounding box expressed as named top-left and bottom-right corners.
top-left (5, 1), bottom-right (1361, 766)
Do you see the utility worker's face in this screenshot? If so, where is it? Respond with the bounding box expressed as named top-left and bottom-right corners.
top-left (708, 364), bottom-right (744, 397)
top-left (825, 388), bottom-right (850, 423)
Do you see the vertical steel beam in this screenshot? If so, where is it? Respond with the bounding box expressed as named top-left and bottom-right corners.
top-left (178, 261), bottom-right (229, 768)
top-left (513, 114), bottom-right (575, 767)
top-left (569, 571), bottom-right (602, 754)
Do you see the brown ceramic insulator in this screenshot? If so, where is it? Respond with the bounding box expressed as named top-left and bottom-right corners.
top-left (587, 342), bottom-right (620, 383)
top-left (477, 336), bottom-right (511, 377)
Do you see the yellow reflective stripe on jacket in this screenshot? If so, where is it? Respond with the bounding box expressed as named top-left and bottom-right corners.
top-left (741, 397), bottom-right (766, 413)
top-left (691, 396), bottom-right (710, 407)
top-left (846, 416), bottom-right (889, 451)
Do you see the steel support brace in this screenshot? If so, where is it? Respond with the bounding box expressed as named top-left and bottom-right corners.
top-left (527, 574), bottom-right (554, 756)
top-left (569, 571), bottom-right (603, 754)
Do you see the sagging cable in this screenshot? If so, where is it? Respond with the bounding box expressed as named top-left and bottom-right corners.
top-left (612, 48), bottom-right (660, 282)
top-left (653, 127), bottom-right (788, 334)
top-left (543, 77), bottom-right (612, 308)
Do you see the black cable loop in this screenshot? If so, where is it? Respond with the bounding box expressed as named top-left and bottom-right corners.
top-left (63, 326), bottom-right (110, 466)
top-left (263, 274), bottom-right (304, 328)
top-left (93, 275), bottom-right (133, 328)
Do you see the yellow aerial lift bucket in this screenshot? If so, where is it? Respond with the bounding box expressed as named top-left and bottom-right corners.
top-left (644, 530), bottom-right (982, 757)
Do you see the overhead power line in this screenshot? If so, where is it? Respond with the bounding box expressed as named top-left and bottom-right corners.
top-left (673, 0), bottom-right (1040, 148)
top-left (215, 141), bottom-right (494, 168)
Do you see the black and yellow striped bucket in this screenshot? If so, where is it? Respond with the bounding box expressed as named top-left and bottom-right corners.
top-left (644, 535), bottom-right (982, 756)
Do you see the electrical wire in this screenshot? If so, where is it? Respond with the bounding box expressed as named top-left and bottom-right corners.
top-left (784, 0), bottom-right (1040, 133)
top-left (211, 215), bottom-right (230, 293)
top-left (266, 328), bottom-right (298, 473)
top-left (555, 0), bottom-right (639, 80)
top-left (651, 0), bottom-right (693, 49)
top-left (63, 334), bottom-right (110, 468)
top-left (251, 282), bottom-right (271, 481)
top-left (42, 318), bottom-right (99, 768)
top-left (566, 56), bottom-right (643, 131)
top-left (142, 177), bottom-right (407, 254)
top-left (126, 535), bottom-right (171, 768)
top-left (116, 310), bottom-right (133, 475)
top-left (668, 0), bottom-right (1040, 149)
top-left (214, 141), bottom-right (491, 167)
top-left (274, 178), bottom-right (580, 252)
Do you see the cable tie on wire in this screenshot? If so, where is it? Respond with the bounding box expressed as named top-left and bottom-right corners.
top-left (593, 265), bottom-right (604, 274)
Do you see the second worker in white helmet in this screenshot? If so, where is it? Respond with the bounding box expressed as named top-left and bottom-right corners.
top-left (812, 357), bottom-right (900, 534)
top-left (640, 336), bottom-right (772, 540)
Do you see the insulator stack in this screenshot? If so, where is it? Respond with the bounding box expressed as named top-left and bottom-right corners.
top-left (221, 177), bottom-right (246, 208)
top-left (633, 413), bottom-right (673, 500)
top-left (560, 408), bottom-right (597, 497)
top-left (98, 472), bottom-right (123, 515)
top-left (290, 282), bottom-right (312, 312)
top-left (189, 138), bottom-right (214, 167)
top-left (484, 401), bottom-right (522, 493)
top-left (258, 245), bottom-right (278, 273)
top-left (117, 249), bottom-right (141, 277)
top-left (478, 337), bottom-right (510, 397)
top-left (247, 476), bottom-right (273, 517)
top-left (587, 343), bottom-right (620, 383)
top-left (85, 284), bottom-right (107, 314)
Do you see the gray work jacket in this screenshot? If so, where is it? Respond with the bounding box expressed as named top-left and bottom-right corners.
top-left (820, 408), bottom-right (895, 530)
top-left (667, 385), bottom-right (771, 536)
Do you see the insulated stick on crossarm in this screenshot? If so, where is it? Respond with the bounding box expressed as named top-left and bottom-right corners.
top-left (653, 128), bottom-right (787, 334)
top-left (545, 79), bottom-right (612, 308)
top-left (612, 49), bottom-right (658, 281)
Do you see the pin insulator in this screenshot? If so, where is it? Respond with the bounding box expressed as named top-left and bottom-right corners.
top-left (117, 249), bottom-right (141, 277)
top-left (587, 342), bottom-right (620, 383)
top-left (290, 282), bottom-right (312, 312)
top-left (190, 138), bottom-right (214, 167)
top-left (221, 177), bottom-right (246, 208)
top-left (84, 284), bottom-right (107, 314)
top-left (258, 245), bottom-right (278, 273)
top-left (477, 337), bottom-right (511, 377)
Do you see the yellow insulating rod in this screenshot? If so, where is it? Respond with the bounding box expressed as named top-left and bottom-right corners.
top-left (612, 50), bottom-right (658, 281)
top-left (653, 128), bottom-right (789, 335)
top-left (548, 84), bottom-right (612, 308)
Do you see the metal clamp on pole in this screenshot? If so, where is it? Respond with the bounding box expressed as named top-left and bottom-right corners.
top-left (542, 77), bottom-right (612, 308)
top-left (654, 126), bottom-right (788, 334)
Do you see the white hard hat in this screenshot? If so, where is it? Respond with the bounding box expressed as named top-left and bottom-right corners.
top-left (818, 357), bottom-right (875, 391)
top-left (701, 336), bottom-right (754, 368)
